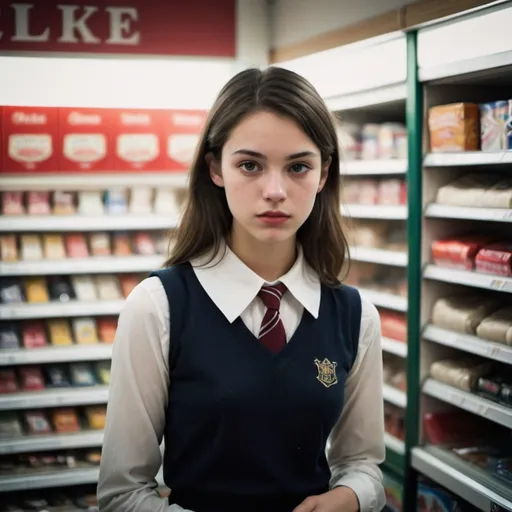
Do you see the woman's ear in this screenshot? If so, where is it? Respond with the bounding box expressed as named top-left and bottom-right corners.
top-left (205, 152), bottom-right (224, 187)
top-left (318, 156), bottom-right (331, 193)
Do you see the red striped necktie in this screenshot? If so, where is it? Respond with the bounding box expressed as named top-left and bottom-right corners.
top-left (257, 283), bottom-right (287, 353)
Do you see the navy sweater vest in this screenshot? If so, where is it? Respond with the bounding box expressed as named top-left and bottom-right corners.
top-left (150, 263), bottom-right (361, 512)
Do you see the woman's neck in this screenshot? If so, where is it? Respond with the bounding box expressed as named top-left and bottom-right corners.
top-left (228, 230), bottom-right (297, 282)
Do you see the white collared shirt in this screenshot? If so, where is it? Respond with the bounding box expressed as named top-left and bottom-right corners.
top-left (98, 246), bottom-right (386, 512)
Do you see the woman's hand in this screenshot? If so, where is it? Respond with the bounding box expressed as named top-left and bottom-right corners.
top-left (292, 486), bottom-right (360, 512)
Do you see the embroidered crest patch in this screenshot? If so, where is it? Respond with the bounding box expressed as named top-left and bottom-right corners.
top-left (314, 358), bottom-right (338, 388)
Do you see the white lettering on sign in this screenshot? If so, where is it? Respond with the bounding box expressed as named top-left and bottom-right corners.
top-left (12, 112), bottom-right (47, 124)
top-left (121, 113), bottom-right (150, 125)
top-left (11, 3), bottom-right (50, 42)
top-left (106, 7), bottom-right (139, 45)
top-left (173, 114), bottom-right (204, 127)
top-left (68, 112), bottom-right (101, 125)
top-left (57, 5), bottom-right (100, 44)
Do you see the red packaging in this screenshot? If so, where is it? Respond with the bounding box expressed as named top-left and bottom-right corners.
top-left (65, 234), bottom-right (89, 258)
top-left (162, 109), bottom-right (207, 171)
top-left (432, 236), bottom-right (494, 270)
top-left (358, 180), bottom-right (379, 205)
top-left (2, 106), bottom-right (58, 172)
top-left (18, 366), bottom-right (45, 391)
top-left (97, 317), bottom-right (117, 344)
top-left (2, 191), bottom-right (25, 215)
top-left (380, 310), bottom-right (407, 343)
top-left (378, 180), bottom-right (407, 205)
top-left (22, 320), bottom-right (48, 349)
top-left (59, 108), bottom-right (113, 171)
top-left (0, 369), bottom-right (18, 394)
top-left (113, 109), bottom-right (164, 171)
top-left (133, 233), bottom-right (155, 255)
top-left (27, 191), bottom-right (51, 215)
top-left (119, 274), bottom-right (140, 298)
top-left (475, 243), bottom-right (512, 277)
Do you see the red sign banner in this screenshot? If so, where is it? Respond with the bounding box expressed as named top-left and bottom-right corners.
top-left (0, 1), bottom-right (236, 57)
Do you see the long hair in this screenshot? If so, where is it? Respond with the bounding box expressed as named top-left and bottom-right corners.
top-left (165, 66), bottom-right (350, 286)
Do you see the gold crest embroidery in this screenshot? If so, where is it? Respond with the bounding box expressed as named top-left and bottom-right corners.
top-left (314, 358), bottom-right (338, 388)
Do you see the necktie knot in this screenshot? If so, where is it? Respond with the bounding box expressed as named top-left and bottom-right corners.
top-left (258, 283), bottom-right (287, 311)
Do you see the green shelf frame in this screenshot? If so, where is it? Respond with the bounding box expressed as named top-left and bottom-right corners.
top-left (383, 447), bottom-right (406, 480)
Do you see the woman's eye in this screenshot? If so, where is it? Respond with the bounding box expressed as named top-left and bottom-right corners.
top-left (240, 161), bottom-right (259, 172)
top-left (289, 163), bottom-right (310, 174)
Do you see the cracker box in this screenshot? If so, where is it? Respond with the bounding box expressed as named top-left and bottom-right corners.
top-left (162, 109), bottom-right (207, 171)
top-left (59, 108), bottom-right (113, 171)
top-left (2, 106), bottom-right (59, 172)
top-left (428, 103), bottom-right (480, 153)
top-left (480, 100), bottom-right (509, 152)
top-left (113, 109), bottom-right (164, 171)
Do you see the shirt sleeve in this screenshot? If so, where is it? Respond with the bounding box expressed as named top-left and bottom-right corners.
top-left (327, 295), bottom-right (386, 512)
top-left (97, 277), bottom-right (193, 512)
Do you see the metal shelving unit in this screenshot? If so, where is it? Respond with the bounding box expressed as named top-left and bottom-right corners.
top-left (349, 247), bottom-right (408, 267)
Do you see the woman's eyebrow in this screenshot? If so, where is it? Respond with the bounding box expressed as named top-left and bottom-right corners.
top-left (231, 149), bottom-right (317, 160)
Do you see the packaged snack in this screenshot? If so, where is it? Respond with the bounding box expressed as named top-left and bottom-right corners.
top-left (480, 100), bottom-right (509, 152)
top-left (89, 232), bottom-right (111, 256)
top-left (0, 369), bottom-right (18, 393)
top-left (430, 357), bottom-right (494, 392)
top-left (105, 188), bottom-right (128, 214)
top-left (153, 188), bottom-right (181, 215)
top-left (97, 317), bottom-right (117, 344)
top-left (24, 410), bottom-right (52, 435)
top-left (129, 187), bottom-right (153, 214)
top-left (47, 319), bottom-right (73, 346)
top-left (95, 361), bottom-right (111, 385)
top-left (48, 276), bottom-right (75, 302)
top-left (85, 405), bottom-right (107, 429)
top-left (475, 243), bottom-right (512, 277)
top-left (22, 320), bottom-right (48, 349)
top-left (52, 190), bottom-right (76, 215)
top-left (0, 324), bottom-right (21, 350)
top-left (119, 274), bottom-right (139, 298)
top-left (361, 124), bottom-right (380, 160)
top-left (133, 232), bottom-right (155, 255)
top-left (377, 179), bottom-right (407, 205)
top-left (18, 366), bottom-right (45, 391)
top-left (95, 275), bottom-right (122, 300)
top-left (52, 408), bottom-right (81, 433)
top-left (24, 277), bottom-right (49, 303)
top-left (20, 234), bottom-right (43, 261)
top-left (358, 180), bottom-right (379, 204)
top-left (72, 318), bottom-right (99, 345)
top-left (43, 234), bottom-right (66, 259)
top-left (477, 305), bottom-right (512, 345)
top-left (112, 232), bottom-right (132, 256)
top-left (69, 363), bottom-right (96, 387)
top-left (71, 275), bottom-right (97, 301)
top-left (0, 235), bottom-right (18, 262)
top-left (0, 278), bottom-right (24, 304)
top-left (0, 413), bottom-right (23, 438)
top-left (26, 191), bottom-right (51, 215)
top-left (65, 233), bottom-right (89, 258)
top-left (432, 236), bottom-right (494, 271)
top-left (43, 365), bottom-right (70, 388)
top-left (77, 190), bottom-right (105, 215)
top-left (1, 191), bottom-right (25, 215)
top-left (377, 123), bottom-right (407, 160)
top-left (379, 311), bottom-right (407, 343)
top-left (428, 102), bottom-right (480, 152)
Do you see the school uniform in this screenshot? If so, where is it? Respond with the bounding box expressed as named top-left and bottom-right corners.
top-left (97, 245), bottom-right (386, 512)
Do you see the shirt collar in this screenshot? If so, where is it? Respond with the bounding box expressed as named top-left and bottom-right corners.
top-left (191, 244), bottom-right (321, 323)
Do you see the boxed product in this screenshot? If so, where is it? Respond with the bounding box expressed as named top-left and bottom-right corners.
top-left (428, 103), bottom-right (480, 152)
top-left (431, 236), bottom-right (494, 270)
top-left (25, 410), bottom-right (52, 435)
top-left (22, 320), bottom-right (48, 349)
top-left (0, 323), bottom-right (21, 350)
top-left (48, 319), bottom-right (73, 346)
top-left (162, 109), bottom-right (207, 170)
top-left (97, 317), bottom-right (117, 344)
top-left (1, 235), bottom-right (18, 262)
top-left (1, 191), bottom-right (25, 215)
top-left (65, 234), bottom-right (89, 258)
top-left (360, 124), bottom-right (380, 160)
top-left (72, 318), bottom-right (99, 345)
top-left (21, 234), bottom-right (43, 260)
top-left (377, 123), bottom-right (407, 160)
top-left (19, 366), bottom-right (46, 391)
top-left (26, 191), bottom-right (51, 215)
top-left (52, 408), bottom-right (80, 433)
top-left (475, 243), bottom-right (512, 277)
top-left (113, 109), bottom-right (164, 171)
top-left (59, 107), bottom-right (113, 171)
top-left (480, 100), bottom-right (509, 152)
top-left (2, 106), bottom-right (59, 171)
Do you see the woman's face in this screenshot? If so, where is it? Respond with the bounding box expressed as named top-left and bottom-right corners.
top-left (208, 111), bottom-right (330, 247)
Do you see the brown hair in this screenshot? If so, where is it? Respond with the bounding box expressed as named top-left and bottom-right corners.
top-left (165, 66), bottom-right (350, 286)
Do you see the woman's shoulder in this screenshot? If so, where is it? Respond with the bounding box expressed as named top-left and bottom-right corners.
top-left (123, 276), bottom-right (169, 319)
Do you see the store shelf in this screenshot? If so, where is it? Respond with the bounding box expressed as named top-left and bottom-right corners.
top-left (384, 433), bottom-right (406, 455)
top-left (423, 265), bottom-right (512, 294)
top-left (412, 446), bottom-right (512, 511)
top-left (0, 431), bottom-right (104, 455)
top-left (342, 159), bottom-right (407, 176)
top-left (0, 214), bottom-right (179, 232)
top-left (0, 344), bottom-right (113, 366)
top-left (360, 289), bottom-right (408, 312)
top-left (325, 83), bottom-right (407, 111)
top-left (0, 171), bottom-right (189, 190)
top-left (0, 386), bottom-right (109, 411)
top-left (0, 300), bottom-right (125, 320)
top-left (425, 204), bottom-right (512, 223)
top-left (383, 384), bottom-right (407, 408)
top-left (424, 151), bottom-right (512, 167)
top-left (349, 247), bottom-right (408, 267)
top-left (0, 255), bottom-right (164, 276)
top-left (341, 204), bottom-right (408, 220)
top-left (423, 325), bottom-right (512, 365)
top-left (381, 337), bottom-right (408, 358)
top-left (422, 379), bottom-right (512, 430)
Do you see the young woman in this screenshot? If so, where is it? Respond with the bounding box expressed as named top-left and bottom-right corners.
top-left (98, 66), bottom-right (385, 512)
